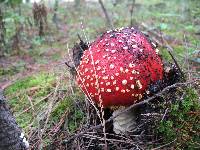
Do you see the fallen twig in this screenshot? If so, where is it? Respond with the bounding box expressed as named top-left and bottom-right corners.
top-left (38, 75), bottom-right (62, 149)
top-left (130, 0), bottom-right (135, 26)
top-left (165, 45), bottom-right (185, 79)
top-left (16, 92), bottom-right (53, 117)
top-left (152, 139), bottom-right (176, 150)
top-left (141, 22), bottom-right (185, 79)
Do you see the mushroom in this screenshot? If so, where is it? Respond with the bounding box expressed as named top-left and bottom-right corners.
top-left (76, 27), bottom-right (164, 134)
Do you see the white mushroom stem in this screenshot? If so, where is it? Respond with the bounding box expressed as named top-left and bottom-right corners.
top-left (113, 107), bottom-right (137, 134)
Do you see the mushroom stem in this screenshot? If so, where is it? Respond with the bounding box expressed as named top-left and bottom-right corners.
top-left (113, 107), bottom-right (137, 134)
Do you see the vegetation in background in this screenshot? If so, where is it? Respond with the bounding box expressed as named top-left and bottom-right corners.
top-left (0, 8), bottom-right (6, 55)
top-left (32, 2), bottom-right (47, 37)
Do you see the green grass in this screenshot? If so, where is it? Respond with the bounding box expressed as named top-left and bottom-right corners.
top-left (51, 96), bottom-right (74, 122)
top-left (68, 109), bottom-right (84, 132)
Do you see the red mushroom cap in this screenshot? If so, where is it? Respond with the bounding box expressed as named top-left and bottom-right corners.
top-left (76, 27), bottom-right (164, 108)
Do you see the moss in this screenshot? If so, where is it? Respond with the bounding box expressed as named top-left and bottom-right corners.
top-left (158, 88), bottom-right (200, 149)
top-left (51, 92), bottom-right (85, 133)
top-left (16, 113), bottom-right (33, 129)
top-left (5, 73), bottom-right (55, 94)
top-left (68, 109), bottom-right (84, 132)
top-left (5, 73), bottom-right (56, 130)
top-left (51, 96), bottom-right (73, 122)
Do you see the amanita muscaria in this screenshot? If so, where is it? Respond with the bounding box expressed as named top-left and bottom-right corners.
top-left (76, 27), bottom-right (164, 133)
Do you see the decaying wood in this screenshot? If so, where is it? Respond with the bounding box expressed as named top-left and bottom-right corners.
top-left (65, 34), bottom-right (88, 76)
top-left (0, 89), bottom-right (28, 150)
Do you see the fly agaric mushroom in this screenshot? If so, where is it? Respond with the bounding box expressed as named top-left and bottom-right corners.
top-left (76, 27), bottom-right (164, 134)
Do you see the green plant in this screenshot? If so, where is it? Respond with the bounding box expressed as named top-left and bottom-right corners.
top-left (31, 36), bottom-right (45, 46)
top-left (51, 93), bottom-right (85, 133)
top-left (0, 0), bottom-right (22, 7)
top-left (158, 88), bottom-right (200, 149)
top-left (51, 97), bottom-right (73, 122)
top-left (0, 4), bottom-right (26, 54)
top-left (68, 109), bottom-right (84, 132)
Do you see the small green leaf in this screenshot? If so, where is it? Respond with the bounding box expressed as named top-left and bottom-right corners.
top-left (160, 23), bottom-right (168, 30)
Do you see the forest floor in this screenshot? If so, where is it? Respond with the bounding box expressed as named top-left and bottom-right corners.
top-left (0, 23), bottom-right (68, 89)
top-left (0, 0), bottom-right (199, 149)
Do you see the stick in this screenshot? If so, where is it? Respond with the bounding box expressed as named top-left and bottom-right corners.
top-left (166, 47), bottom-right (185, 79)
top-left (98, 0), bottom-right (114, 29)
top-left (141, 22), bottom-right (185, 79)
top-left (130, 0), bottom-right (135, 26)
